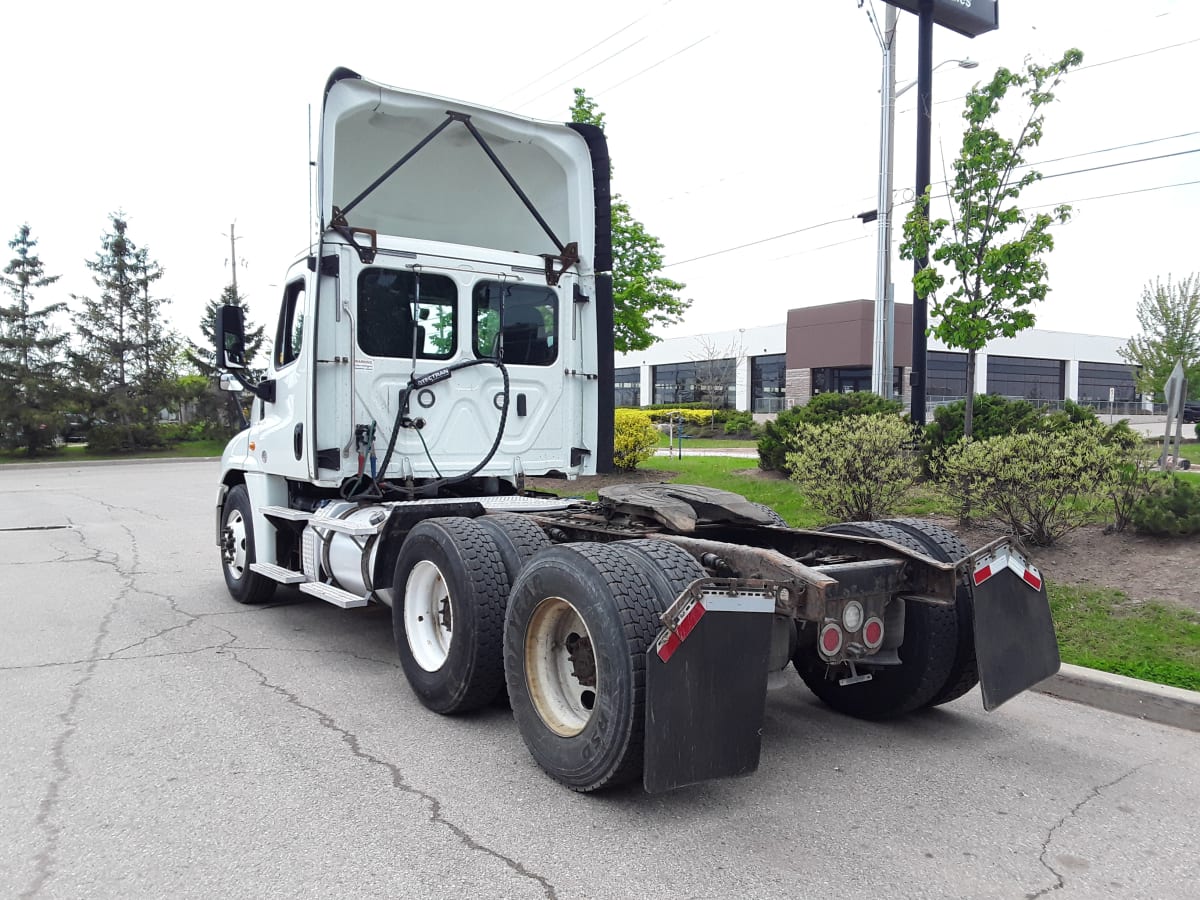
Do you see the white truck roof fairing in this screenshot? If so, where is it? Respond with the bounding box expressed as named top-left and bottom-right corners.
top-left (319, 68), bottom-right (609, 272)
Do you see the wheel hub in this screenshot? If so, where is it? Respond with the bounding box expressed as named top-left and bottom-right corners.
top-left (524, 597), bottom-right (599, 737)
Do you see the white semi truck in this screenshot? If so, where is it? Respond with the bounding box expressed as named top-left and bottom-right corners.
top-left (213, 68), bottom-right (1060, 793)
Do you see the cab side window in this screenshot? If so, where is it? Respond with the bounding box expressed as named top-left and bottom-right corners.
top-left (274, 280), bottom-right (306, 369)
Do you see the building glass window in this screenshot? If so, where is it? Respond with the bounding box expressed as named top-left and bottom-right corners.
top-left (751, 354), bottom-right (787, 412)
top-left (1078, 361), bottom-right (1138, 403)
top-left (653, 362), bottom-right (698, 405)
top-left (986, 355), bottom-right (1064, 400)
top-left (810, 366), bottom-right (903, 397)
top-left (614, 367), bottom-right (641, 407)
top-left (357, 268), bottom-right (457, 359)
top-left (927, 351), bottom-right (968, 398)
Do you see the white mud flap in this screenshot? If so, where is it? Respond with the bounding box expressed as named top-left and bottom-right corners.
top-left (643, 590), bottom-right (775, 793)
top-left (969, 548), bottom-right (1061, 711)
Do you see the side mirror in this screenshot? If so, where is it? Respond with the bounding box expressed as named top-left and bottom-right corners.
top-left (215, 305), bottom-right (247, 369)
top-left (218, 373), bottom-right (241, 393)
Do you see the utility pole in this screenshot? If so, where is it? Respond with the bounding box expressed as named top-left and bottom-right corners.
top-left (871, 4), bottom-right (899, 399)
top-left (910, 0), bottom-right (934, 427)
top-left (228, 223), bottom-right (240, 300)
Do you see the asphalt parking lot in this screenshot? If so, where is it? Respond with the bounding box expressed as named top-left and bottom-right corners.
top-left (3, 459), bottom-right (1199, 899)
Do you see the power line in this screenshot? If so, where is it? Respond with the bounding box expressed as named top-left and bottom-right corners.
top-left (1021, 130), bottom-right (1200, 170)
top-left (514, 37), bottom-right (649, 109)
top-left (498, 1), bottom-right (673, 103)
top-left (1039, 147), bottom-right (1200, 180)
top-left (596, 34), bottom-right (712, 95)
top-left (663, 215), bottom-right (857, 268)
top-left (668, 170), bottom-right (1200, 272)
top-left (1027, 177), bottom-right (1200, 210)
top-left (916, 35), bottom-right (1200, 111)
top-left (770, 233), bottom-right (872, 262)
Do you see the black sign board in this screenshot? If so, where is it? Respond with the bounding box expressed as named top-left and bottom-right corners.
top-left (885, 0), bottom-right (999, 38)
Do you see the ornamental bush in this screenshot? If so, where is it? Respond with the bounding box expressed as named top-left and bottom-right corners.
top-left (933, 426), bottom-right (1118, 545)
top-left (758, 392), bottom-right (903, 472)
top-left (783, 413), bottom-right (919, 522)
top-left (613, 408), bottom-right (660, 471)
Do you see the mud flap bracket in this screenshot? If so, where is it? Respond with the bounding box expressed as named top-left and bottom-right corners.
top-left (643, 587), bottom-right (775, 793)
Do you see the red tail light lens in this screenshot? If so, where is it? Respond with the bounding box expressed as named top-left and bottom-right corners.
top-left (819, 622), bottom-right (843, 657)
top-left (862, 616), bottom-right (884, 650)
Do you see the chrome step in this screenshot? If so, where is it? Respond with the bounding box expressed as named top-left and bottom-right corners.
top-left (249, 563), bottom-right (308, 584)
top-left (299, 581), bottom-right (370, 609)
top-left (261, 505), bottom-right (313, 522)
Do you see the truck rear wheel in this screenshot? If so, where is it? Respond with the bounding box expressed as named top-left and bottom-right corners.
top-left (504, 543), bottom-right (664, 792)
top-left (611, 538), bottom-right (705, 606)
top-left (879, 518), bottom-right (979, 707)
top-left (475, 513), bottom-right (551, 587)
top-left (220, 484), bottom-right (277, 605)
top-left (392, 518), bottom-right (508, 714)
top-left (795, 521), bottom-right (958, 719)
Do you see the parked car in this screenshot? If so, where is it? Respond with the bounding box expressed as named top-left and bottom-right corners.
top-left (1183, 401), bottom-right (1200, 425)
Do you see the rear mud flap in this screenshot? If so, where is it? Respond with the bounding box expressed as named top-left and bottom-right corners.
top-left (971, 563), bottom-right (1061, 711)
top-left (643, 595), bottom-right (774, 793)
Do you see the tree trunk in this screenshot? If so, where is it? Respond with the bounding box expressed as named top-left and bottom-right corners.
top-left (959, 348), bottom-right (979, 526)
top-left (964, 348), bottom-right (977, 439)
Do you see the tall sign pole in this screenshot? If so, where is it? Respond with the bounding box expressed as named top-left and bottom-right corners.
top-left (882, 0), bottom-right (998, 426)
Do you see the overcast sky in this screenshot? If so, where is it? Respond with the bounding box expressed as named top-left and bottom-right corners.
top-left (2, 0), bottom-right (1197, 353)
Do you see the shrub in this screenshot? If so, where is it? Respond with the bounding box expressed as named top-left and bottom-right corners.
top-left (758, 392), bottom-right (903, 472)
top-left (924, 394), bottom-right (1042, 457)
top-left (87, 423), bottom-right (168, 454)
top-left (1129, 477), bottom-right (1200, 536)
top-left (723, 411), bottom-right (755, 436)
top-left (783, 413), bottom-right (920, 522)
top-left (613, 409), bottom-right (659, 471)
top-left (933, 427), bottom-right (1117, 545)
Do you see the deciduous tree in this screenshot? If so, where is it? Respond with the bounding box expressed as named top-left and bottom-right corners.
top-left (901, 49), bottom-right (1083, 438)
top-left (1119, 274), bottom-right (1200, 401)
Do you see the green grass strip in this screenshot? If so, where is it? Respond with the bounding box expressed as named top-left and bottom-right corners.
top-left (1048, 584), bottom-right (1200, 691)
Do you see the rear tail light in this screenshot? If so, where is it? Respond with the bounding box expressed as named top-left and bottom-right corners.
top-left (842, 600), bottom-right (864, 632)
top-left (819, 622), bottom-right (844, 657)
top-left (862, 616), bottom-right (884, 650)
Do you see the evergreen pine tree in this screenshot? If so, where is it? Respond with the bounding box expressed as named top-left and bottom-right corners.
top-left (71, 213), bottom-right (177, 447)
top-left (0, 224), bottom-right (68, 454)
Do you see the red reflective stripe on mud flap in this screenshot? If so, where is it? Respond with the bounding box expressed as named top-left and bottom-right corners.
top-left (656, 599), bottom-right (706, 663)
top-left (972, 564), bottom-right (993, 587)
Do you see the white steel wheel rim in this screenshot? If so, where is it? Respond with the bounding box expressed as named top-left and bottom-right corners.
top-left (225, 509), bottom-right (248, 580)
top-left (405, 560), bottom-right (453, 672)
top-left (524, 597), bottom-right (599, 737)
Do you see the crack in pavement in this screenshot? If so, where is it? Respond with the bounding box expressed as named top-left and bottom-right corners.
top-left (18, 515), bottom-right (237, 898)
top-left (223, 649), bottom-right (557, 900)
top-left (1026, 760), bottom-right (1157, 899)
top-left (20, 600), bottom-right (118, 900)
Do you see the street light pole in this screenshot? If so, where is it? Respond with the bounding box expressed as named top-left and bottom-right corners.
top-left (871, 5), bottom-right (899, 399)
top-left (910, 0), bottom-right (935, 427)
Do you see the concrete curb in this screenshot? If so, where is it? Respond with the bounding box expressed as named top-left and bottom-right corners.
top-left (1034, 663), bottom-right (1200, 732)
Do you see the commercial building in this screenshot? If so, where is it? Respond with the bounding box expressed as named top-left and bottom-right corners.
top-left (614, 299), bottom-right (1137, 416)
